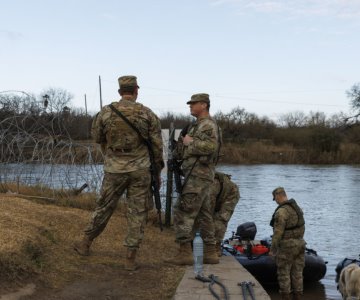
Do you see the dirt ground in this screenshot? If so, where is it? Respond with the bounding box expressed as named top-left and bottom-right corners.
top-left (9, 263), bottom-right (183, 300)
top-left (0, 195), bottom-right (185, 300)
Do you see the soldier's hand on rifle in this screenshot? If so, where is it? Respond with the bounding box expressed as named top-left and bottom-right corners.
top-left (183, 134), bottom-right (193, 146)
top-left (180, 124), bottom-right (190, 137)
top-left (157, 174), bottom-right (162, 187)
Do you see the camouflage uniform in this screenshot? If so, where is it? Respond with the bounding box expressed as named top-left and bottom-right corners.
top-left (209, 172), bottom-right (240, 243)
top-left (270, 194), bottom-right (306, 295)
top-left (173, 94), bottom-right (221, 245)
top-left (84, 76), bottom-right (164, 249)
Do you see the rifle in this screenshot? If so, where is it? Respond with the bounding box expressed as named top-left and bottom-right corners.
top-left (145, 139), bottom-right (163, 232)
top-left (172, 159), bottom-right (183, 193)
top-left (169, 123), bottom-right (200, 193)
top-left (109, 104), bottom-right (163, 231)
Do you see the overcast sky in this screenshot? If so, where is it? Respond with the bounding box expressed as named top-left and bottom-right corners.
top-left (1, 0), bottom-right (360, 119)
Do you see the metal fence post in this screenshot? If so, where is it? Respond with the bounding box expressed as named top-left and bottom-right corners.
top-left (165, 123), bottom-right (175, 227)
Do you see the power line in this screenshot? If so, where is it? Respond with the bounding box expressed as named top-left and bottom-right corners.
top-left (138, 86), bottom-right (345, 108)
top-left (82, 77), bottom-right (347, 109)
top-left (213, 95), bottom-right (344, 108)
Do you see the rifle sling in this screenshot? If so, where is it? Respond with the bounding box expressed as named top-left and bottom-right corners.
top-left (181, 157), bottom-right (199, 192)
top-left (109, 104), bottom-right (149, 150)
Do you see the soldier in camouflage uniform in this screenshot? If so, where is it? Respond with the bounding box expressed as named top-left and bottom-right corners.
top-left (209, 172), bottom-right (240, 256)
top-left (269, 187), bottom-right (306, 300)
top-left (74, 75), bottom-right (164, 271)
top-left (165, 93), bottom-right (221, 265)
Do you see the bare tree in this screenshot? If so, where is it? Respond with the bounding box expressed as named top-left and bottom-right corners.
top-left (0, 92), bottom-right (39, 116)
top-left (41, 87), bottom-right (73, 114)
top-left (216, 107), bottom-right (259, 124)
top-left (307, 111), bottom-right (327, 126)
top-left (278, 111), bottom-right (308, 128)
top-left (327, 112), bottom-right (349, 128)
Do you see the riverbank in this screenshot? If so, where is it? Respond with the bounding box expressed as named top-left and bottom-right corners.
top-left (0, 195), bottom-right (184, 299)
top-left (2, 137), bottom-right (360, 166)
top-left (61, 140), bottom-right (360, 165)
top-left (220, 141), bottom-right (360, 164)
top-left (79, 140), bottom-right (360, 165)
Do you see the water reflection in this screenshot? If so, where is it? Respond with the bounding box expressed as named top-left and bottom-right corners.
top-left (217, 164), bottom-right (360, 300)
top-left (0, 163), bottom-right (103, 192)
top-left (266, 282), bottom-right (327, 300)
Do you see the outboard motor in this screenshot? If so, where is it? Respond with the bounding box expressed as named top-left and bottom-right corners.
top-left (236, 222), bottom-right (257, 240)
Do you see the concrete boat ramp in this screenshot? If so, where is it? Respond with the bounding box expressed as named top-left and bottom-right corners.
top-left (173, 256), bottom-right (271, 300)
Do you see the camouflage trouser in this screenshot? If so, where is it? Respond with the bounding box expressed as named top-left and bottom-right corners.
top-left (84, 170), bottom-right (151, 248)
top-left (173, 175), bottom-right (216, 245)
top-left (212, 189), bottom-right (240, 243)
top-left (276, 239), bottom-right (306, 294)
top-left (213, 219), bottom-right (228, 243)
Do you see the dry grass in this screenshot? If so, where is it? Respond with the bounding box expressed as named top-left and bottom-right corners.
top-left (0, 183), bottom-right (97, 210)
top-left (220, 142), bottom-right (305, 164)
top-left (0, 195), bottom-right (184, 299)
top-left (220, 141), bottom-right (360, 164)
top-left (338, 143), bottom-right (360, 163)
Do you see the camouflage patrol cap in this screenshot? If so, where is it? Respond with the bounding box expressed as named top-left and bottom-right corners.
top-left (118, 75), bottom-right (139, 88)
top-left (186, 93), bottom-right (210, 104)
top-left (272, 187), bottom-right (285, 200)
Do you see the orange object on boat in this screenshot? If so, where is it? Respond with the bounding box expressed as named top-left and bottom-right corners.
top-left (234, 244), bottom-right (269, 255)
top-left (252, 244), bottom-right (269, 255)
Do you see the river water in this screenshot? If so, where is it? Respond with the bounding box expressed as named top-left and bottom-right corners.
top-left (1, 163), bottom-right (359, 299)
top-left (217, 164), bottom-right (360, 300)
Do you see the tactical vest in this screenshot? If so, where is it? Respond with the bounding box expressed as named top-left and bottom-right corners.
top-left (105, 102), bottom-right (145, 152)
top-left (270, 199), bottom-right (305, 231)
top-left (185, 120), bottom-right (221, 165)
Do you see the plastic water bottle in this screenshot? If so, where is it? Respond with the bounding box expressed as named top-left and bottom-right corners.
top-left (193, 231), bottom-right (204, 276)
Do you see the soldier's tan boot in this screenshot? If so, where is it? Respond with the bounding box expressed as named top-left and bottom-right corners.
top-left (293, 292), bottom-right (302, 300)
top-left (73, 236), bottom-right (92, 256)
top-left (204, 244), bottom-right (220, 264)
top-left (125, 248), bottom-right (138, 271)
top-left (280, 293), bottom-right (292, 300)
top-left (164, 243), bottom-right (193, 265)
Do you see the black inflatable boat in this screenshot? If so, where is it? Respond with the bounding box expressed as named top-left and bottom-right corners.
top-left (222, 222), bottom-right (327, 285)
top-left (335, 257), bottom-right (360, 283)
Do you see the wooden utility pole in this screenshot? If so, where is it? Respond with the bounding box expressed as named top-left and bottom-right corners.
top-left (84, 94), bottom-right (88, 116)
top-left (99, 75), bottom-right (103, 109)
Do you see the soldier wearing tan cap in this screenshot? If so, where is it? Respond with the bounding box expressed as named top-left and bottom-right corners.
top-left (270, 187), bottom-right (306, 300)
top-left (165, 93), bottom-right (222, 266)
top-left (74, 75), bottom-right (164, 271)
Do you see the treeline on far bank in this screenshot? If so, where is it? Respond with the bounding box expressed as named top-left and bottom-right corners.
top-left (1, 92), bottom-right (360, 164)
top-left (160, 108), bottom-right (360, 164)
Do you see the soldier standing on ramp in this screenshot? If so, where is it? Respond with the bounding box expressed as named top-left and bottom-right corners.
top-left (269, 187), bottom-right (306, 300)
top-left (165, 93), bottom-right (221, 265)
top-left (74, 75), bottom-right (164, 271)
